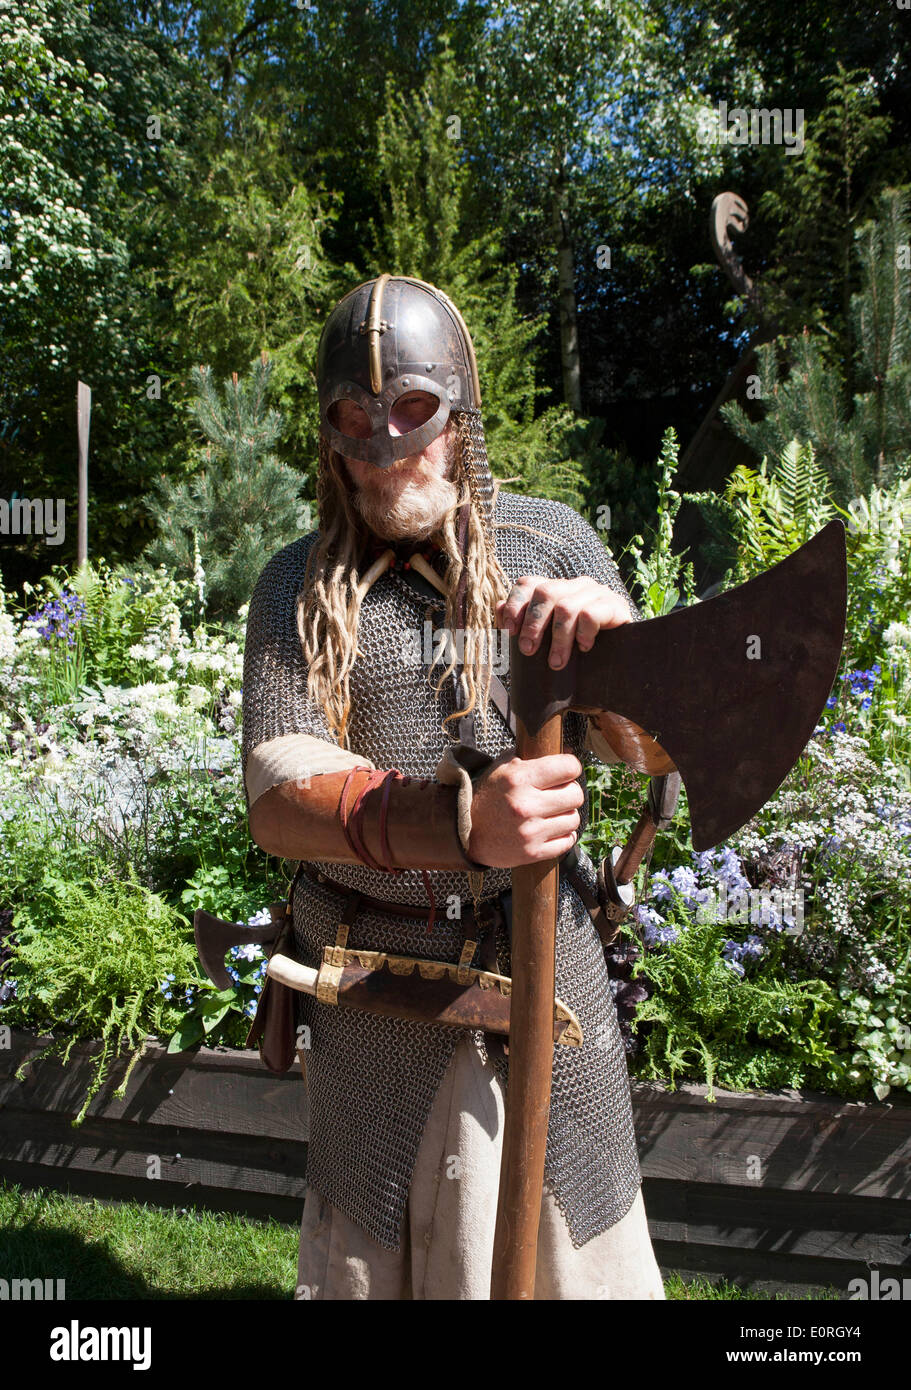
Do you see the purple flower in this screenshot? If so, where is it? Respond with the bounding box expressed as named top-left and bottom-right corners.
top-left (721, 934), bottom-right (764, 973)
top-left (27, 589), bottom-right (86, 643)
top-left (715, 846), bottom-right (751, 892)
top-left (669, 865), bottom-right (699, 900)
top-left (648, 871), bottom-right (672, 902)
top-left (635, 903), bottom-right (679, 946)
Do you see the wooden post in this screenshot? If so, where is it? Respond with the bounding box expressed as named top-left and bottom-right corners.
top-left (76, 380), bottom-right (91, 567)
top-left (490, 708), bottom-right (564, 1300)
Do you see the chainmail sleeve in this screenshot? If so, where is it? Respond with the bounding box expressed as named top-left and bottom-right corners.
top-left (240, 534), bottom-right (337, 817)
top-left (539, 499), bottom-right (643, 624)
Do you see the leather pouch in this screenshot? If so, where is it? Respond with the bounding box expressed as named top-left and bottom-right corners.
top-left (244, 878), bottom-right (301, 1074)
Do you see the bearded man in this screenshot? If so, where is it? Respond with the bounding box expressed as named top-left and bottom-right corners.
top-left (241, 274), bottom-right (667, 1300)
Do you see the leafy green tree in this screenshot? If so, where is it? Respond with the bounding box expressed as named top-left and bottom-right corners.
top-left (474, 0), bottom-right (732, 413)
top-left (142, 356), bottom-right (309, 624)
top-left (755, 65), bottom-right (893, 360)
top-left (0, 0), bottom-right (215, 582)
top-left (368, 44), bottom-right (588, 507)
top-left (163, 107), bottom-right (346, 466)
top-left (722, 188), bottom-right (911, 498)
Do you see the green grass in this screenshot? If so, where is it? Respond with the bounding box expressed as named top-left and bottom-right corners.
top-left (0, 1181), bottom-right (298, 1299)
top-left (663, 1271), bottom-right (842, 1301)
top-left (0, 1181), bottom-right (843, 1301)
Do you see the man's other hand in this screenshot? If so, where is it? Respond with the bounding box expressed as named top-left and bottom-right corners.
top-left (496, 575), bottom-right (632, 670)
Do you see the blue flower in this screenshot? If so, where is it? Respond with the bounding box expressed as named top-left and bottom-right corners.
top-left (648, 871), bottom-right (672, 902)
top-left (27, 589), bottom-right (86, 643)
top-left (669, 865), bottom-right (699, 899)
top-left (722, 934), bottom-right (764, 969)
top-left (715, 846), bottom-right (751, 892)
top-left (232, 942), bottom-right (263, 962)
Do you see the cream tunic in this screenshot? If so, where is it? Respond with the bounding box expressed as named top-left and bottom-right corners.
top-left (293, 1034), bottom-right (665, 1301)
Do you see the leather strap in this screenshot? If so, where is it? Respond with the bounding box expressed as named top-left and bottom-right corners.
top-left (337, 766), bottom-right (443, 929)
top-left (303, 863), bottom-right (497, 936)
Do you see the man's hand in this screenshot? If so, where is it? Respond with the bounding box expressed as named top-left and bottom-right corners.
top-left (496, 575), bottom-right (632, 670)
top-left (467, 751), bottom-right (585, 868)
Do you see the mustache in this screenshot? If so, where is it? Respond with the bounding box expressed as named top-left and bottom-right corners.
top-left (351, 466), bottom-right (460, 541)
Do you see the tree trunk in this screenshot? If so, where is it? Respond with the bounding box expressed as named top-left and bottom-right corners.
top-left (551, 167), bottom-right (582, 414)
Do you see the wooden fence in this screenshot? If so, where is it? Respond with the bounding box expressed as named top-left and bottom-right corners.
top-left (2, 1029), bottom-right (910, 1293)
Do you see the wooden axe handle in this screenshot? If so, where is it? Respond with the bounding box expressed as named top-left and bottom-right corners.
top-left (490, 710), bottom-right (563, 1300)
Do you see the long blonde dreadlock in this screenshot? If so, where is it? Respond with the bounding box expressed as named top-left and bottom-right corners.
top-left (297, 412), bottom-right (510, 748)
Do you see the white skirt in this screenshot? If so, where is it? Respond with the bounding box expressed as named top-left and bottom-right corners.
top-left (294, 1034), bottom-right (665, 1301)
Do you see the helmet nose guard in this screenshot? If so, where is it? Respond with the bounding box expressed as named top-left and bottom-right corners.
top-left (317, 274), bottom-right (482, 468)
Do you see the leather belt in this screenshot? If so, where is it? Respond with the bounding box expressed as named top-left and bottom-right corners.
top-left (301, 858), bottom-right (614, 948)
top-left (301, 863), bottom-right (510, 938)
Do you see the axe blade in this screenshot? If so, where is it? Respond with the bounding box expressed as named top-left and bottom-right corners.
top-left (193, 909), bottom-right (282, 990)
top-left (510, 520), bottom-right (847, 851)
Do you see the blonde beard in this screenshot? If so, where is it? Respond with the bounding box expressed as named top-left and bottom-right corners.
top-left (350, 442), bottom-right (461, 542)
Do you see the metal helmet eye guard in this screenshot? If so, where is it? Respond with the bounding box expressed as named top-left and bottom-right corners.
top-left (317, 273), bottom-right (482, 468)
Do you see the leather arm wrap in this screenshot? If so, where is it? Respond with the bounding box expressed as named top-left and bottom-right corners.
top-left (248, 766), bottom-right (488, 871)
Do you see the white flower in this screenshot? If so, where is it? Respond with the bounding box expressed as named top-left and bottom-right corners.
top-left (0, 611), bottom-right (16, 663)
top-left (154, 654), bottom-right (174, 672)
top-left (883, 621), bottom-right (911, 649)
top-left (184, 685), bottom-right (210, 710)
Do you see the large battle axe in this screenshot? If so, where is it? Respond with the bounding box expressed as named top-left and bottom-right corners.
top-left (491, 519), bottom-right (847, 1300)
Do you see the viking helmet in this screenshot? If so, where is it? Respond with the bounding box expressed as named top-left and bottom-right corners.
top-left (316, 274), bottom-right (496, 536)
top-left (317, 274), bottom-right (480, 464)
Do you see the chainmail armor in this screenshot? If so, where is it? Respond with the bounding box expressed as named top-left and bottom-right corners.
top-left (241, 488), bottom-right (644, 1250)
